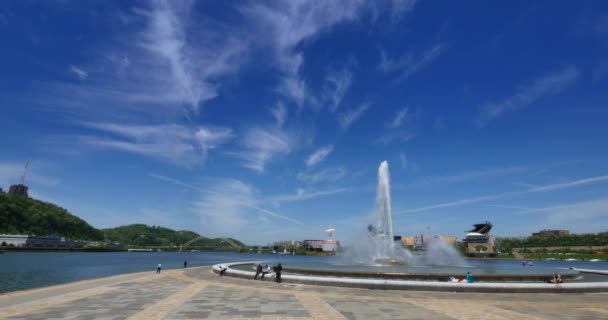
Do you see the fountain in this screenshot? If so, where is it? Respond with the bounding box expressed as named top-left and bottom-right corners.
top-left (345, 160), bottom-right (465, 266)
top-left (344, 161), bottom-right (413, 264)
top-left (213, 161), bottom-right (607, 292)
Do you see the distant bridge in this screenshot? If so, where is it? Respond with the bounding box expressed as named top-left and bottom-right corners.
top-left (179, 236), bottom-right (241, 252)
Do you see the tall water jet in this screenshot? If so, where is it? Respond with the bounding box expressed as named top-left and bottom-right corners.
top-left (374, 160), bottom-right (395, 257)
top-left (344, 160), bottom-right (413, 265)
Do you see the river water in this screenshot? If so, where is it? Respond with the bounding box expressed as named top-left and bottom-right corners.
top-left (0, 251), bottom-right (302, 293)
top-left (1, 251), bottom-right (606, 293)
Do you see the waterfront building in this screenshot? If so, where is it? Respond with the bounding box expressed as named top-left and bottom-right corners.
top-left (462, 222), bottom-right (496, 257)
top-left (0, 234), bottom-right (91, 249)
top-left (401, 235), bottom-right (457, 249)
top-left (302, 239), bottom-right (340, 252)
top-left (271, 239), bottom-right (340, 252)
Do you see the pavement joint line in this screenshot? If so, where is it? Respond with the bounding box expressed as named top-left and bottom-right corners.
top-left (295, 293), bottom-right (347, 320)
top-left (0, 285), bottom-right (118, 318)
top-left (578, 307), bottom-right (608, 316)
top-left (163, 316), bottom-right (316, 320)
top-left (171, 270), bottom-right (206, 284)
top-left (406, 297), bottom-right (545, 320)
top-left (126, 281), bottom-right (208, 320)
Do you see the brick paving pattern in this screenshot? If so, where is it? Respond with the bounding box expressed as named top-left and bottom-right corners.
top-left (0, 266), bottom-right (607, 320)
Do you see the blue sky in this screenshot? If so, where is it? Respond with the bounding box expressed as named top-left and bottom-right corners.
top-left (1, 0), bottom-right (608, 245)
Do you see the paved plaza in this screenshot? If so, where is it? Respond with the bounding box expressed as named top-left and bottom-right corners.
top-left (1, 266), bottom-right (607, 320)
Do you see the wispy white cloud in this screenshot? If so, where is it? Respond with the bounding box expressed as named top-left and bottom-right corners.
top-left (242, 1), bottom-right (365, 108)
top-left (410, 166), bottom-right (529, 187)
top-left (148, 173), bottom-right (200, 191)
top-left (195, 127), bottom-right (234, 154)
top-left (476, 65), bottom-right (580, 127)
top-left (231, 127), bottom-right (292, 172)
top-left (376, 131), bottom-right (414, 145)
top-left (378, 43), bottom-right (444, 80)
top-left (325, 68), bottom-right (353, 112)
top-left (339, 103), bottom-right (369, 129)
top-left (80, 122), bottom-right (233, 166)
top-left (390, 0), bottom-right (417, 21)
top-left (193, 179), bottom-right (302, 237)
top-left (32, 0), bottom-right (248, 119)
top-left (147, 174), bottom-right (303, 239)
top-left (192, 179), bottom-right (253, 237)
top-left (297, 167), bottom-right (347, 184)
top-left (306, 145), bottom-right (334, 167)
top-left (396, 174), bottom-right (608, 214)
top-left (526, 175), bottom-right (608, 192)
top-left (399, 152), bottom-right (408, 169)
top-left (377, 107), bottom-right (414, 144)
top-left (389, 107), bottom-right (409, 128)
top-left (135, 0), bottom-right (244, 110)
top-left (269, 102), bottom-right (288, 128)
top-left (69, 65), bottom-right (88, 80)
top-left (272, 187), bottom-right (347, 204)
top-left (520, 198), bottom-right (608, 226)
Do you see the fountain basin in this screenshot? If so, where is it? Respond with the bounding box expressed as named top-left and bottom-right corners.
top-left (214, 262), bottom-right (608, 293)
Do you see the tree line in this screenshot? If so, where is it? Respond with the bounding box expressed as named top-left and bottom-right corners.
top-left (496, 232), bottom-right (608, 254)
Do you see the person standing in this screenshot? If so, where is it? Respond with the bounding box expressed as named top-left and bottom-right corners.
top-left (254, 264), bottom-right (263, 280)
top-left (156, 263), bottom-right (162, 274)
top-left (183, 260), bottom-right (188, 268)
top-left (275, 263), bottom-right (283, 283)
top-left (261, 265), bottom-right (271, 279)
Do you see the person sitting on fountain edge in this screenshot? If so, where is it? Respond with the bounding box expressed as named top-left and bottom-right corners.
top-left (466, 272), bottom-right (474, 283)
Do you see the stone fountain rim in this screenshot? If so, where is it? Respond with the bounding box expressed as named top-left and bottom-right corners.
top-left (213, 262), bottom-right (608, 293)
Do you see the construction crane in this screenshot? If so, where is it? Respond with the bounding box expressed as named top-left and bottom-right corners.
top-left (20, 161), bottom-right (29, 185)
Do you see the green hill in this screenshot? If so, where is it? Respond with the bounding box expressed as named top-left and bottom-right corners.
top-left (0, 193), bottom-right (245, 249)
top-left (0, 193), bottom-right (103, 240)
top-left (102, 224), bottom-right (246, 249)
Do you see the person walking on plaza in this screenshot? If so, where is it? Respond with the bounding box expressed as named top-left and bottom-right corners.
top-left (156, 263), bottom-right (162, 274)
top-left (275, 263), bottom-right (283, 283)
top-left (254, 264), bottom-right (263, 280)
top-left (183, 260), bottom-right (188, 268)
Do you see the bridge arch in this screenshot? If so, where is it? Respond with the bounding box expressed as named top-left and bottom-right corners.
top-left (179, 236), bottom-right (241, 252)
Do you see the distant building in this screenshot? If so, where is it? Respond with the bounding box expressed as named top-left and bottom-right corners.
top-left (401, 237), bottom-right (414, 247)
top-left (0, 234), bottom-right (91, 249)
top-left (463, 222), bottom-right (496, 257)
top-left (8, 184), bottom-right (29, 198)
top-left (273, 240), bottom-right (304, 249)
top-left (303, 239), bottom-right (340, 252)
top-left (272, 239), bottom-right (340, 252)
top-left (401, 235), bottom-right (457, 249)
top-left (532, 229), bottom-right (570, 236)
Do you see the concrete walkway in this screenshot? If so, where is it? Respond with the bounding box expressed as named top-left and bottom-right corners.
top-left (0, 266), bottom-right (607, 319)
